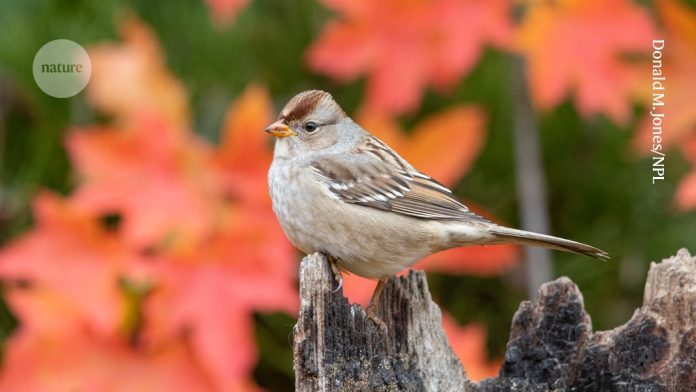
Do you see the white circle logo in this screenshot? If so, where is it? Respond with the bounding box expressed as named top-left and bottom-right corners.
top-left (33, 39), bottom-right (92, 98)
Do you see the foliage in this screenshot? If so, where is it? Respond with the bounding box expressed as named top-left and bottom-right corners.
top-left (0, 0), bottom-right (694, 390)
top-left (307, 0), bottom-right (511, 114)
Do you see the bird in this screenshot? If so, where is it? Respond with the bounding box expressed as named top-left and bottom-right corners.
top-left (265, 90), bottom-right (608, 316)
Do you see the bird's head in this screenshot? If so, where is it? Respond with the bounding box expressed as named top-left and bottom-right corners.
top-left (265, 90), bottom-right (357, 157)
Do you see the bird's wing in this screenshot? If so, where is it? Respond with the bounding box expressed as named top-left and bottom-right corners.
top-left (309, 137), bottom-right (490, 222)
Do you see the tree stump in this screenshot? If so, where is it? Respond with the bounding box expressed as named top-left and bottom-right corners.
top-left (293, 249), bottom-right (696, 392)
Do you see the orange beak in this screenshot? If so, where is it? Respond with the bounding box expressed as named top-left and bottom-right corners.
top-left (264, 120), bottom-right (297, 138)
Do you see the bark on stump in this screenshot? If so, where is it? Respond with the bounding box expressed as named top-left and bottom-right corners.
top-left (293, 249), bottom-right (696, 392)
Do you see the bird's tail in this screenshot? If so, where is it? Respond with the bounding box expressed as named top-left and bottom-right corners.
top-left (487, 226), bottom-right (610, 261)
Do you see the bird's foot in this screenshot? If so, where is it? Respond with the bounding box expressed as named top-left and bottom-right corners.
top-left (366, 279), bottom-right (388, 333)
top-left (331, 272), bottom-right (343, 293)
top-left (326, 255), bottom-right (343, 293)
top-left (366, 303), bottom-right (388, 333)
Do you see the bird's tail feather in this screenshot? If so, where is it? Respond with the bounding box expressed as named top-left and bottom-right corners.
top-left (487, 226), bottom-right (610, 261)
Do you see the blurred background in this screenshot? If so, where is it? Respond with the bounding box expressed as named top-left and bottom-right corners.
top-left (0, 0), bottom-right (695, 390)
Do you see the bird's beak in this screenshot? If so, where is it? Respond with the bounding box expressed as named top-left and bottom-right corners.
top-left (265, 120), bottom-right (297, 138)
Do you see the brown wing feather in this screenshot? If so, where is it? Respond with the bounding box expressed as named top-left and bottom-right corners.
top-left (310, 144), bottom-right (489, 222)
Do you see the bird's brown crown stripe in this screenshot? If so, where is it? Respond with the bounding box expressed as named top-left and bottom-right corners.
top-left (283, 91), bottom-right (327, 122)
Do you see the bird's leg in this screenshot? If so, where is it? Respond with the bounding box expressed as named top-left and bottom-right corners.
top-left (366, 279), bottom-right (388, 331)
top-left (326, 255), bottom-right (343, 293)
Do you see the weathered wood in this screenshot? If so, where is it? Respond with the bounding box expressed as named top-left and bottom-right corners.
top-left (293, 249), bottom-right (696, 392)
top-left (293, 253), bottom-right (467, 392)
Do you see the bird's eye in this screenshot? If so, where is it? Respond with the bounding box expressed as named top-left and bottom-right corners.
top-left (304, 121), bottom-right (319, 133)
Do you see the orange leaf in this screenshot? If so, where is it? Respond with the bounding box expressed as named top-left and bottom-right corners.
top-left (442, 313), bottom-right (501, 381)
top-left (517, 0), bottom-right (655, 124)
top-left (676, 170), bottom-right (696, 210)
top-left (341, 270), bottom-right (412, 307)
top-left (633, 0), bottom-right (696, 151)
top-left (67, 116), bottom-right (220, 252)
top-left (657, 0), bottom-right (696, 49)
top-left (214, 84), bottom-right (276, 208)
top-left (630, 0), bottom-right (696, 211)
top-left (308, 0), bottom-right (511, 114)
top-left (204, 0), bottom-right (251, 26)
top-left (341, 274), bottom-right (377, 307)
top-left (0, 193), bottom-right (135, 337)
top-left (2, 13), bottom-right (297, 390)
top-left (358, 105), bottom-right (487, 186)
top-left (87, 16), bottom-right (190, 128)
top-left (144, 265), bottom-right (259, 390)
top-left (0, 312), bottom-right (216, 392)
top-left (218, 85), bottom-right (274, 173)
top-left (406, 106), bottom-right (486, 185)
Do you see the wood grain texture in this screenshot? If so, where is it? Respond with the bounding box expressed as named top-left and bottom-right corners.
top-left (294, 249), bottom-right (696, 392)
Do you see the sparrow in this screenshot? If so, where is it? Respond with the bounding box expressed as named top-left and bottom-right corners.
top-left (266, 90), bottom-right (608, 312)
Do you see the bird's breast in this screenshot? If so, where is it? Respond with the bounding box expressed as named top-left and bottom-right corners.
top-left (268, 160), bottom-right (475, 279)
top-left (268, 161), bottom-right (324, 254)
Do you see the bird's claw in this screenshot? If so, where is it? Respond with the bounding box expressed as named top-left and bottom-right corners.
top-left (331, 272), bottom-right (343, 293)
top-left (366, 304), bottom-right (388, 333)
top-left (328, 256), bottom-right (343, 293)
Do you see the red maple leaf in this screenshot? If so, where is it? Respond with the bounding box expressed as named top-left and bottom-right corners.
top-left (87, 17), bottom-right (190, 128)
top-left (629, 0), bottom-right (696, 210)
top-left (0, 17), bottom-right (297, 391)
top-left (0, 194), bottom-right (216, 390)
top-left (67, 116), bottom-right (222, 254)
top-left (307, 0), bottom-right (511, 114)
top-left (517, 0), bottom-right (655, 124)
top-left (0, 293), bottom-right (215, 391)
top-left (0, 194), bottom-right (139, 336)
top-left (442, 313), bottom-right (501, 381)
top-left (213, 84), bottom-right (276, 209)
